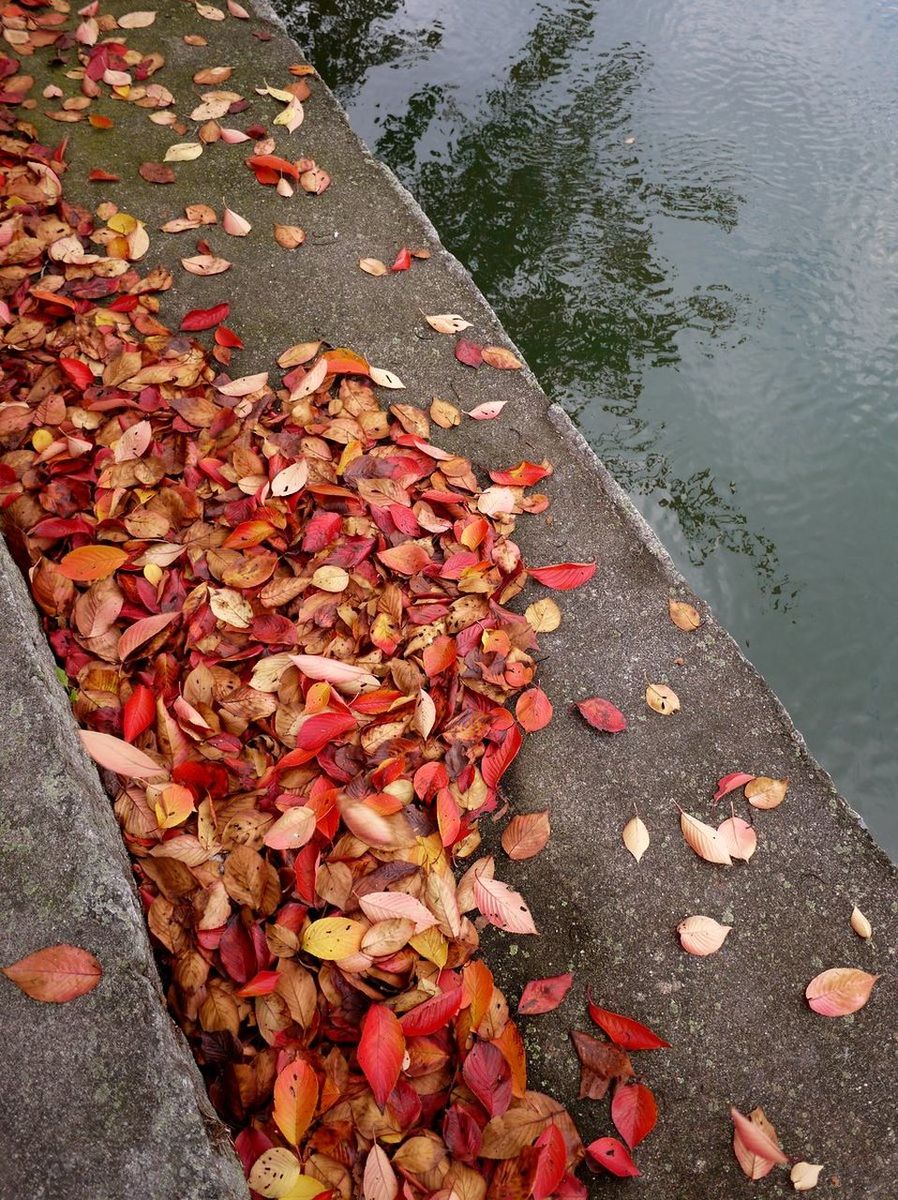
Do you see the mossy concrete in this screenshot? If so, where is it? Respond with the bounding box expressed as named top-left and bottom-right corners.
top-left (1, 0), bottom-right (895, 1196)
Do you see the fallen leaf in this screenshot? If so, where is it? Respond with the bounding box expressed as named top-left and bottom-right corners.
top-left (501, 811), bottom-right (550, 861)
top-left (668, 597), bottom-right (701, 630)
top-left (791, 1162), bottom-right (824, 1191)
top-left (850, 906), bottom-right (873, 940)
top-left (139, 161), bottom-right (176, 184)
top-left (515, 687), bottom-right (553, 732)
top-left (369, 366), bottom-right (405, 390)
top-left (733, 1106), bottom-right (782, 1180)
top-left (430, 397), bottom-right (460, 428)
top-left (359, 257), bottom-right (388, 276)
top-left (223, 206), bottom-right (252, 236)
top-left (301, 918), bottom-right (365, 960)
top-left (164, 142), bottom-right (203, 162)
top-left (248, 1148), bottom-right (301, 1198)
top-left (474, 866), bottom-right (538, 934)
top-left (181, 302), bottom-right (229, 330)
top-left (518, 973), bottom-right (573, 1016)
top-left (425, 313), bottom-right (472, 334)
top-left (745, 776), bottom-right (788, 810)
top-left (525, 598), bottom-right (561, 633)
top-left (117, 10), bottom-right (157, 27)
top-left (274, 224), bottom-right (305, 248)
top-left (271, 460), bottom-right (309, 497)
top-left (805, 967), bottom-right (878, 1017)
top-left (467, 400), bottom-right (506, 420)
top-left (587, 994), bottom-right (671, 1050)
top-left (570, 1031), bottom-right (633, 1100)
top-left (359, 1003), bottom-right (405, 1108)
top-left (1, 944), bottom-right (102, 1003)
top-left (646, 682), bottom-right (679, 715)
top-left (363, 1144), bottom-right (398, 1200)
top-left (611, 1081), bottom-right (658, 1148)
top-left (680, 811), bottom-right (732, 865)
top-left (731, 1106), bottom-right (788, 1166)
top-left (677, 915), bottom-right (732, 956)
top-left (622, 815), bottom-right (649, 862)
top-left (58, 544), bottom-right (128, 581)
top-left (585, 1137), bottom-right (639, 1178)
top-left (181, 254), bottom-right (231, 275)
top-left (713, 770), bottom-right (757, 803)
top-left (576, 696), bottom-right (627, 733)
top-left (80, 729), bottom-right (162, 779)
top-left (528, 562), bottom-right (596, 591)
top-left (716, 816), bottom-right (757, 861)
top-left (482, 345), bottom-right (522, 370)
top-left (273, 1059), bottom-right (318, 1145)
top-left (455, 338), bottom-right (483, 368)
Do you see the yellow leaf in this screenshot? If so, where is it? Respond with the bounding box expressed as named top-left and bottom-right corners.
top-left (301, 918), bottom-right (365, 960)
top-left (646, 682), bottom-right (680, 715)
top-left (273, 1059), bottom-right (318, 1146)
top-left (430, 397), bottom-right (460, 429)
top-left (668, 597), bottom-right (701, 631)
top-left (248, 1148), bottom-right (301, 1198)
top-left (409, 926), bottom-right (448, 968)
top-left (359, 257), bottom-right (388, 276)
top-left (311, 565), bottom-right (349, 593)
top-left (154, 783), bottom-right (195, 829)
top-left (524, 598), bottom-right (561, 633)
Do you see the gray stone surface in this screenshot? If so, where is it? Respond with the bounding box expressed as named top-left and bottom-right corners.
top-left (1, 0), bottom-right (895, 1196)
top-left (0, 538), bottom-right (248, 1200)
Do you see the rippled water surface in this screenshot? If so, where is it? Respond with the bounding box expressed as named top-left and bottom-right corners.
top-left (276, 0), bottom-right (898, 855)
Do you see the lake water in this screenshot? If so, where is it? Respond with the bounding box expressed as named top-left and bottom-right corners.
top-left (275, 0), bottom-right (898, 857)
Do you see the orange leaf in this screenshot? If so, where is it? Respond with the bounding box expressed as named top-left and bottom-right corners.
top-left (273, 1058), bottom-right (319, 1145)
top-left (515, 686), bottom-right (553, 732)
top-left (58, 544), bottom-right (128, 581)
top-left (117, 610), bottom-right (179, 660)
top-left (501, 811), bottom-right (550, 861)
top-left (2, 944), bottom-right (102, 1003)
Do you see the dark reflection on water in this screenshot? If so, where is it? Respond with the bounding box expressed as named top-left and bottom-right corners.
top-left (276, 0), bottom-right (898, 853)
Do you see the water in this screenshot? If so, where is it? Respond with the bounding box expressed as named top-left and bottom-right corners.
top-left (275, 0), bottom-right (898, 857)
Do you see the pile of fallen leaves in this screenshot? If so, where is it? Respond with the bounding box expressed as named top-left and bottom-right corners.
top-left (0, 3), bottom-right (879, 1196)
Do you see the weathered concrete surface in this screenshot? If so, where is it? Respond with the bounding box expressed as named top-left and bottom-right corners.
top-left (0, 538), bottom-right (248, 1199)
top-left (4, 0), bottom-right (896, 1195)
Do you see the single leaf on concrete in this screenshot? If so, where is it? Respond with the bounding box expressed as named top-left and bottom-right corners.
top-left (680, 811), bottom-right (732, 865)
top-left (805, 968), bottom-right (878, 1017)
top-left (80, 729), bottom-right (163, 779)
top-left (713, 770), bottom-right (757, 803)
top-left (425, 313), bottom-right (472, 334)
top-left (585, 1137), bottom-right (639, 1177)
top-left (359, 257), bottom-right (388, 276)
top-left (467, 400), bottom-right (506, 420)
top-left (482, 345), bottom-right (522, 370)
top-left (570, 1031), bottom-right (633, 1100)
top-left (611, 1081), bottom-right (658, 1148)
top-left (222, 206), bottom-right (251, 236)
top-left (518, 973), bottom-right (573, 1016)
top-left (528, 562), bottom-right (596, 591)
top-left (745, 776), bottom-right (788, 810)
top-left (273, 1058), bottom-right (318, 1145)
top-left (677, 915), bottom-right (732, 956)
top-left (1, 944), bottom-right (102, 1003)
top-left (646, 682), bottom-right (679, 715)
top-left (576, 696), bottom-right (627, 733)
top-left (501, 811), bottom-right (550, 861)
top-left (359, 1003), bottom-right (405, 1108)
top-left (668, 597), bottom-right (701, 630)
top-left (791, 1162), bottom-right (824, 1191)
top-left (851, 906), bottom-right (873, 940)
top-left (587, 994), bottom-right (671, 1050)
top-left (622, 815), bottom-right (649, 862)
top-left (732, 1106), bottom-right (781, 1180)
top-left (731, 1106), bottom-right (788, 1167)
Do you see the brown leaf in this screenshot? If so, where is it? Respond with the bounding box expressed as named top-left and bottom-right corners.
top-left (570, 1031), bottom-right (634, 1100)
top-left (745, 776), bottom-right (788, 810)
top-left (668, 597), bottom-right (701, 631)
top-left (139, 161), bottom-right (176, 184)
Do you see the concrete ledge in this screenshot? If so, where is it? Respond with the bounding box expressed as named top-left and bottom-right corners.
top-left (0, 538), bottom-right (247, 1200)
top-left (1, 1), bottom-right (895, 1196)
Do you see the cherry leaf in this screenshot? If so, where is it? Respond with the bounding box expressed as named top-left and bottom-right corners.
top-left (80, 729), bottom-right (163, 779)
top-left (358, 1003), bottom-right (405, 1108)
top-left (730, 1106), bottom-right (788, 1165)
top-left (576, 696), bottom-right (627, 733)
top-left (587, 993), bottom-right (671, 1050)
top-left (622, 815), bottom-right (649, 862)
top-left (677, 915), bottom-right (732, 956)
top-left (680, 811), bottom-right (732, 865)
top-left (713, 770), bottom-right (756, 803)
top-left (474, 864), bottom-right (538, 935)
top-left (611, 1081), bottom-right (658, 1148)
top-left (501, 811), bottom-right (550, 861)
top-left (585, 1137), bottom-right (640, 1178)
top-left (363, 1144), bottom-right (398, 1200)
top-left (518, 973), bottom-right (573, 1016)
top-left (1, 944), bottom-right (102, 1003)
top-left (805, 968), bottom-right (878, 1017)
top-left (528, 561), bottom-right (596, 590)
top-left (273, 1058), bottom-right (318, 1145)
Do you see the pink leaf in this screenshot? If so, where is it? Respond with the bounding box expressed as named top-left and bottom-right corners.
top-left (79, 729), bottom-right (163, 779)
top-left (713, 770), bottom-right (756, 803)
top-left (518, 973), bottom-right (573, 1015)
top-left (805, 968), bottom-right (879, 1017)
top-left (467, 400), bottom-right (507, 420)
top-left (730, 1107), bottom-right (788, 1165)
top-left (117, 610), bottom-right (179, 660)
top-left (611, 1081), bottom-right (658, 1148)
top-left (1, 943), bottom-right (102, 1003)
top-left (474, 863), bottom-right (538, 935)
top-left (585, 1137), bottom-right (640, 1178)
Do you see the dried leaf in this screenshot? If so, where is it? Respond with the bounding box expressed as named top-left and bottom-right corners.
top-left (181, 253), bottom-right (231, 275)
top-left (745, 776), bottom-right (788, 810)
top-left (680, 811), bottom-right (732, 865)
top-left (524, 598), bottom-right (561, 633)
top-left (222, 206), bottom-right (251, 236)
top-left (482, 345), bottom-right (522, 370)
top-left (713, 771), bottom-right (757, 803)
top-left (359, 257), bottom-right (388, 276)
top-left (425, 313), bottom-right (472, 334)
top-left (369, 366), bottom-right (405, 390)
top-left (58, 544), bottom-right (128, 582)
top-left (501, 811), bottom-right (550, 861)
top-left (528, 562), bottom-right (596, 591)
top-left (668, 597), bottom-right (701, 630)
top-left (587, 994), bottom-right (671, 1050)
top-left (850, 906), bottom-right (873, 940)
top-left (611, 1081), bottom-right (658, 1148)
top-left (359, 1003), bottom-right (405, 1108)
top-left (585, 1137), bottom-right (639, 1178)
top-left (467, 400), bottom-right (506, 420)
top-left (730, 1106), bottom-right (788, 1166)
top-left (717, 815), bottom-right (757, 861)
top-left (570, 1031), bottom-right (633, 1100)
top-left (273, 1059), bottom-right (318, 1145)
top-left (80, 730), bottom-right (162, 779)
top-left (733, 1107), bottom-right (782, 1179)
top-left (576, 696), bottom-right (626, 733)
top-left (518, 973), bottom-right (573, 1016)
top-left (805, 967), bottom-right (878, 1017)
top-left (515, 687), bottom-right (553, 733)
top-left (646, 682), bottom-right (679, 715)
top-left (474, 865), bottom-right (538, 934)
top-left (791, 1162), bottom-right (824, 1191)
top-left (622, 815), bottom-right (649, 862)
top-left (677, 915), bottom-right (732, 956)
top-left (164, 142), bottom-right (203, 162)
top-left (1, 944), bottom-right (102, 1003)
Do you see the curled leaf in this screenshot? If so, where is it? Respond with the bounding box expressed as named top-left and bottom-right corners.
top-left (223, 206), bottom-right (252, 236)
top-left (850, 906), bottom-right (873, 940)
top-left (730, 1106), bottom-right (788, 1166)
top-left (425, 313), bottom-right (472, 334)
top-left (528, 562), bottom-right (596, 591)
top-left (713, 771), bottom-right (757, 803)
top-left (680, 811), bottom-right (732, 865)
top-left (576, 696), bottom-right (626, 733)
top-left (585, 1137), bottom-right (639, 1178)
top-left (791, 1162), bottom-right (824, 1191)
top-left (646, 682), bottom-right (679, 715)
top-left (587, 994), bottom-right (670, 1050)
top-left (467, 400), bottom-right (506, 420)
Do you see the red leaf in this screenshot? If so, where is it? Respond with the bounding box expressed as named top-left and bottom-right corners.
top-left (1, 943), bottom-right (102, 1003)
top-left (576, 697), bottom-right (627, 734)
top-left (518, 973), bottom-right (573, 1015)
top-left (481, 724), bottom-right (523, 790)
top-left (88, 168), bottom-right (120, 182)
top-left (399, 984), bottom-right (463, 1037)
top-left (489, 461), bottom-right (552, 487)
top-left (122, 684), bottom-right (155, 742)
top-left (377, 543), bottom-right (432, 575)
top-left (611, 1082), bottom-right (658, 1148)
top-left (273, 1058), bottom-right (318, 1145)
top-left (295, 711), bottom-right (357, 752)
top-left (59, 357), bottom-right (94, 390)
top-left (515, 686), bottom-right (553, 732)
top-left (587, 993), bottom-right (671, 1050)
top-left (180, 302), bottom-right (230, 331)
top-left (528, 561), bottom-right (596, 591)
top-left (586, 1137), bottom-right (640, 1178)
top-left (462, 1040), bottom-right (512, 1117)
top-left (215, 325), bottom-right (244, 348)
top-left (358, 1003), bottom-right (405, 1109)
top-left (118, 610), bottom-right (179, 660)
top-left (713, 771), bottom-right (756, 803)
top-left (390, 247), bottom-right (412, 271)
top-left (454, 338), bottom-right (483, 368)
top-left (533, 1125), bottom-right (567, 1200)
top-left (236, 970), bottom-right (280, 998)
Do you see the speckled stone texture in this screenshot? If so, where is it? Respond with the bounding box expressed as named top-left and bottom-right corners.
top-left (1, 0), bottom-right (895, 1195)
top-left (0, 539), bottom-right (248, 1200)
